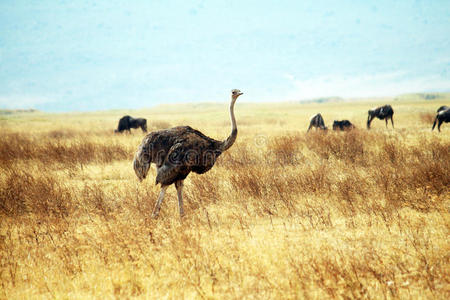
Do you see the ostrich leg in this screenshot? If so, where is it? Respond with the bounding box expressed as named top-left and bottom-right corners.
top-left (390, 116), bottom-right (394, 128)
top-left (175, 180), bottom-right (185, 217)
top-left (152, 185), bottom-right (168, 218)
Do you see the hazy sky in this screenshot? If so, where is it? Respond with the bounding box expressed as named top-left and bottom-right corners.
top-left (1, 0), bottom-right (449, 111)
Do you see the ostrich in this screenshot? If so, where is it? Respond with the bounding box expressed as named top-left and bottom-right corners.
top-left (333, 120), bottom-right (355, 131)
top-left (115, 115), bottom-right (147, 133)
top-left (133, 89), bottom-right (243, 218)
top-left (432, 106), bottom-right (450, 132)
top-left (307, 113), bottom-right (327, 132)
top-left (367, 105), bottom-right (394, 129)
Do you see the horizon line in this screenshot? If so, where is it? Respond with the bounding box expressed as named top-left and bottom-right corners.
top-left (1, 91), bottom-right (449, 114)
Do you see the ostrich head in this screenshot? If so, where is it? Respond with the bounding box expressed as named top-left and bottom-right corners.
top-left (133, 147), bottom-right (151, 182)
top-left (231, 89), bottom-right (243, 101)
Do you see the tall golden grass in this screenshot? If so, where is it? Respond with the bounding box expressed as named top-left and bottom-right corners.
top-left (1, 97), bottom-right (449, 299)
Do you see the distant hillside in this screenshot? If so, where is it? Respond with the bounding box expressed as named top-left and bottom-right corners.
top-left (0, 109), bottom-right (38, 115)
top-left (301, 97), bottom-right (344, 104)
top-left (301, 93), bottom-right (450, 104)
top-left (395, 92), bottom-right (450, 101)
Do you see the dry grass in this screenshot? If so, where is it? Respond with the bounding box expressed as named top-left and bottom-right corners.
top-left (419, 112), bottom-right (436, 125)
top-left (1, 97), bottom-right (449, 299)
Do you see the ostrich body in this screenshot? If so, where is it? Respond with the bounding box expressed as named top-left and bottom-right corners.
top-left (432, 106), bottom-right (450, 132)
top-left (367, 105), bottom-right (394, 129)
top-left (133, 89), bottom-right (243, 218)
top-left (307, 113), bottom-right (327, 132)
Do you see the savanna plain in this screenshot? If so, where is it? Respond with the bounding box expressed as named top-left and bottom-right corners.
top-left (1, 94), bottom-right (449, 299)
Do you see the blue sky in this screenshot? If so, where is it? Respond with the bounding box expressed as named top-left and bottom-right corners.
top-left (0, 0), bottom-right (449, 111)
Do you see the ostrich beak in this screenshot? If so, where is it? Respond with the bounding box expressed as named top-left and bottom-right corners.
top-left (238, 92), bottom-right (244, 96)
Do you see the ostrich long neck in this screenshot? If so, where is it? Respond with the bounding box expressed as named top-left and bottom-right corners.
top-left (220, 98), bottom-right (237, 151)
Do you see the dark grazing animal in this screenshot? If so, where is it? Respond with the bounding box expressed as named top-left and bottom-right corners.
top-left (133, 89), bottom-right (243, 218)
top-left (437, 106), bottom-right (449, 113)
top-left (115, 115), bottom-right (147, 133)
top-left (367, 105), bottom-right (394, 129)
top-left (333, 120), bottom-right (354, 131)
top-left (307, 113), bottom-right (327, 132)
top-left (432, 106), bottom-right (450, 132)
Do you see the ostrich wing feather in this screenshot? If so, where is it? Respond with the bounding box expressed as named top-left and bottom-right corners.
top-left (155, 143), bottom-right (191, 185)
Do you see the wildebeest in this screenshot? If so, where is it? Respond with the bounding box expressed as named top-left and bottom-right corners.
top-left (115, 115), bottom-right (147, 133)
top-left (432, 106), bottom-right (450, 132)
top-left (437, 106), bottom-right (449, 113)
top-left (333, 120), bottom-right (355, 131)
top-left (307, 113), bottom-right (327, 132)
top-left (367, 105), bottom-right (394, 129)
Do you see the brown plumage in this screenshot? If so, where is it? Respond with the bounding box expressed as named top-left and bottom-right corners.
top-left (133, 89), bottom-right (243, 218)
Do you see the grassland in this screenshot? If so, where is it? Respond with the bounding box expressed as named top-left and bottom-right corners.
top-left (1, 95), bottom-right (449, 299)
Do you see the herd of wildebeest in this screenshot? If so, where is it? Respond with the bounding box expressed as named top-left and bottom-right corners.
top-left (116, 104), bottom-right (450, 134)
top-left (307, 104), bottom-right (449, 132)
